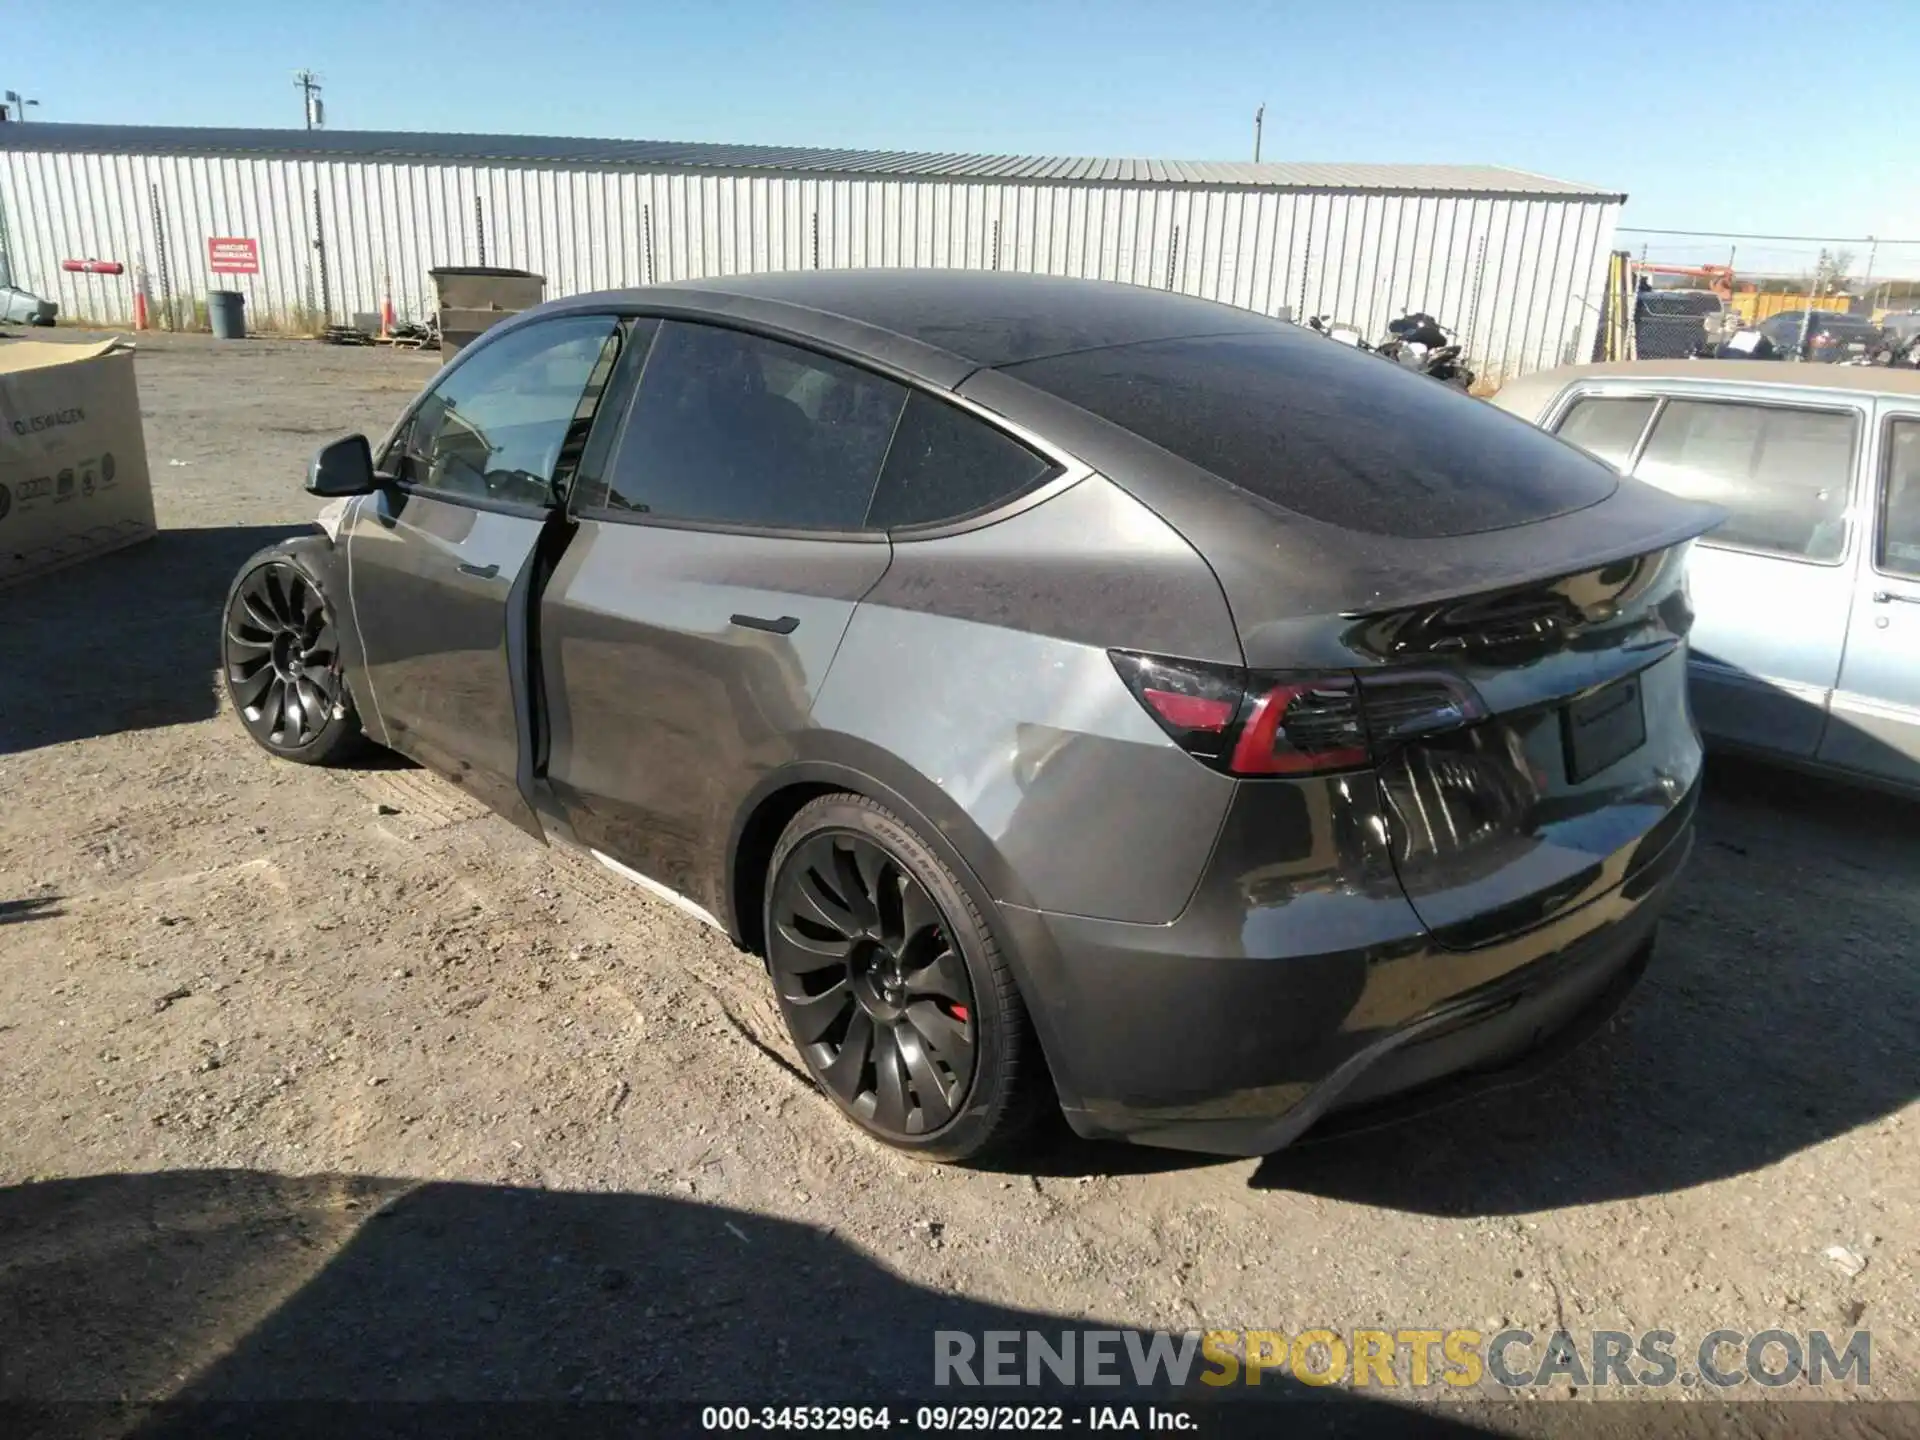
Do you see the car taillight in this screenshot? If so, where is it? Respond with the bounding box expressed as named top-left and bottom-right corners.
top-left (1230, 676), bottom-right (1369, 774)
top-left (1109, 652), bottom-right (1487, 778)
top-left (1110, 651), bottom-right (1245, 764)
top-left (1357, 670), bottom-right (1488, 742)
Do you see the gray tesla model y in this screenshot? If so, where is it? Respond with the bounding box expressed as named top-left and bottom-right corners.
top-left (222, 271), bottom-right (1717, 1162)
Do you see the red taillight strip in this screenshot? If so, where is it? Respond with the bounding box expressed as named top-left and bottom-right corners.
top-left (1111, 649), bottom-right (1486, 779)
top-left (1142, 687), bottom-right (1236, 733)
top-left (1229, 681), bottom-right (1370, 776)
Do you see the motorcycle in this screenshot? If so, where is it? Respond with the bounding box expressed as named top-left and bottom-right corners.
top-left (1307, 311), bottom-right (1474, 390)
top-left (1375, 312), bottom-right (1475, 390)
top-left (1853, 330), bottom-right (1920, 368)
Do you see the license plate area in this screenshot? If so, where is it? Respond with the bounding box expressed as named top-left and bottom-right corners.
top-left (1562, 674), bottom-right (1646, 782)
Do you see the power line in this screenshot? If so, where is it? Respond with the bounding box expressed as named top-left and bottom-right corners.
top-left (1618, 225), bottom-right (1920, 244)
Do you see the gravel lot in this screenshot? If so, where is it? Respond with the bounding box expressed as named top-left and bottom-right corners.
top-left (1, 332), bottom-right (1915, 1427)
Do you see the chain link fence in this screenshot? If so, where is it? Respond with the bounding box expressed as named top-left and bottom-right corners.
top-left (1592, 230), bottom-right (1920, 366)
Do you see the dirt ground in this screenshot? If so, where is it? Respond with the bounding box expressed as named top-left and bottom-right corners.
top-left (1, 332), bottom-right (1916, 1425)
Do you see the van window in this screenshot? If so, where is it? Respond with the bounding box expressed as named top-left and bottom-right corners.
top-left (1554, 396), bottom-right (1656, 470)
top-left (1882, 419), bottom-right (1920, 579)
top-left (1633, 400), bottom-right (1856, 562)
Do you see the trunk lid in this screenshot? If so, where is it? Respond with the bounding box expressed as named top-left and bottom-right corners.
top-left (1356, 542), bottom-right (1705, 948)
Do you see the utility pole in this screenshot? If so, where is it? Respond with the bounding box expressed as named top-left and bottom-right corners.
top-left (1253, 104), bottom-right (1265, 163)
top-left (294, 70), bottom-right (323, 130)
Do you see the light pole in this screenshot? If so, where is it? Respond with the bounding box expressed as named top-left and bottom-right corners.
top-left (294, 70), bottom-right (324, 130)
top-left (1253, 104), bottom-right (1265, 163)
top-left (3, 90), bottom-right (41, 122)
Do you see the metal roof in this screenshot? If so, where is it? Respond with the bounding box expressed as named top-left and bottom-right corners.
top-left (0, 123), bottom-right (1623, 199)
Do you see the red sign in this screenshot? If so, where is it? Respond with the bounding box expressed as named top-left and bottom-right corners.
top-left (208, 237), bottom-right (260, 274)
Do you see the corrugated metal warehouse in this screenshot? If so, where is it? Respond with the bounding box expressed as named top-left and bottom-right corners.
top-left (0, 123), bottom-right (1624, 381)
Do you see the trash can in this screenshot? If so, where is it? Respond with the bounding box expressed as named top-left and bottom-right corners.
top-left (428, 266), bottom-right (545, 357)
top-left (208, 290), bottom-right (247, 340)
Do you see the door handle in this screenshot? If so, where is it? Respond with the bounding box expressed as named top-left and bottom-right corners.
top-left (730, 613), bottom-right (800, 635)
top-left (1872, 590), bottom-right (1920, 605)
top-left (456, 561), bottom-right (500, 579)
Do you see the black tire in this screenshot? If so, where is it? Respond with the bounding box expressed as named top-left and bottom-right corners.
top-left (221, 549), bottom-right (366, 765)
top-left (764, 793), bottom-right (1042, 1163)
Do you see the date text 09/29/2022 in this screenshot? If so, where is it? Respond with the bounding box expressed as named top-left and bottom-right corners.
top-left (700, 1406), bottom-right (1190, 1432)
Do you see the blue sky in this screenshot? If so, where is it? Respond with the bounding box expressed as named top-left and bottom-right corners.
top-left (9, 0), bottom-right (1917, 274)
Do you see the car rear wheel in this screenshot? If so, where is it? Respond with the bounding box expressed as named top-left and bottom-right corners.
top-left (222, 551), bottom-right (365, 765)
top-left (765, 793), bottom-right (1040, 1163)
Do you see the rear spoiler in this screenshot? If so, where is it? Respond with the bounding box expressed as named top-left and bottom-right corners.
top-left (1228, 478), bottom-right (1723, 671)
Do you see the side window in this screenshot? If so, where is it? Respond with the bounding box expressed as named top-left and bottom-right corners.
top-left (601, 321), bottom-right (906, 530)
top-left (1633, 399), bottom-right (1857, 562)
top-left (397, 315), bottom-right (621, 508)
top-left (564, 317), bottom-right (660, 513)
top-left (867, 392), bottom-right (1058, 530)
top-left (1881, 419), bottom-right (1920, 580)
top-left (1553, 396), bottom-right (1656, 470)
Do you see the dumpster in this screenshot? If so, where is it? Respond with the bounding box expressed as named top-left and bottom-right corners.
top-left (428, 266), bottom-right (545, 357)
top-left (208, 289), bottom-right (246, 340)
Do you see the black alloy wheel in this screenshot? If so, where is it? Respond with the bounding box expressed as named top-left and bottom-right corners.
top-left (223, 555), bottom-right (362, 763)
top-left (769, 829), bottom-right (980, 1140)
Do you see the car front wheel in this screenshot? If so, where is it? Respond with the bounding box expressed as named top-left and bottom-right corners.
top-left (222, 550), bottom-right (365, 765)
top-left (765, 793), bottom-right (1041, 1163)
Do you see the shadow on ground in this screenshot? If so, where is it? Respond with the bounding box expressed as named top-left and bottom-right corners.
top-left (0, 896), bottom-right (63, 925)
top-left (1255, 753), bottom-right (1920, 1214)
top-left (0, 525), bottom-right (306, 754)
top-left (0, 1169), bottom-right (1506, 1437)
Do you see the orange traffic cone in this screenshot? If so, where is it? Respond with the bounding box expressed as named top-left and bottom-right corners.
top-left (380, 284), bottom-right (395, 339)
top-left (132, 288), bottom-right (149, 331)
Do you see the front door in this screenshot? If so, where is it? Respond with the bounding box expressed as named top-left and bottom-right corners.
top-left (1626, 395), bottom-right (1864, 756)
top-left (345, 312), bottom-right (623, 831)
top-left (541, 318), bottom-right (908, 920)
top-left (1819, 411), bottom-right (1920, 787)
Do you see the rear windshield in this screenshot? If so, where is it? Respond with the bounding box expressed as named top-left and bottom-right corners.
top-left (1003, 330), bottom-right (1619, 538)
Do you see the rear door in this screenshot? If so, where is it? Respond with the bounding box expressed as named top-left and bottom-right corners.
top-left (1819, 409), bottom-right (1920, 786)
top-left (540, 319), bottom-right (906, 920)
top-left (346, 313), bottom-right (622, 831)
top-left (1617, 392), bottom-right (1863, 756)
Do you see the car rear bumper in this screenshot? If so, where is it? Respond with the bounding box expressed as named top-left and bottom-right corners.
top-left (996, 777), bottom-right (1695, 1157)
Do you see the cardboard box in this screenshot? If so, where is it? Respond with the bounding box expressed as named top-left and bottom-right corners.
top-left (0, 337), bottom-right (155, 590)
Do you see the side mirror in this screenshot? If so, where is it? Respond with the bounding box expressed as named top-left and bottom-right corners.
top-left (307, 434), bottom-right (378, 497)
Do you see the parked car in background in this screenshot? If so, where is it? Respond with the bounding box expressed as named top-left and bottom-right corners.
top-left (0, 279), bottom-right (56, 326)
top-left (1757, 308), bottom-right (1882, 362)
top-left (1879, 311), bottom-right (1920, 344)
top-left (220, 272), bottom-right (1715, 1163)
top-left (1633, 287), bottom-right (1725, 358)
top-left (1494, 360), bottom-right (1920, 795)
